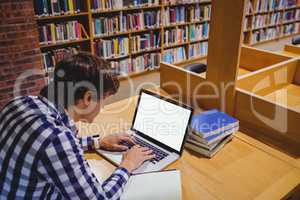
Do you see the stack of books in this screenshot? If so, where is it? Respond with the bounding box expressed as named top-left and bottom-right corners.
top-left (185, 109), bottom-right (239, 158)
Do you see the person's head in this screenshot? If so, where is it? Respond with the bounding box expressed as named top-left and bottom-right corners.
top-left (40, 52), bottom-right (119, 123)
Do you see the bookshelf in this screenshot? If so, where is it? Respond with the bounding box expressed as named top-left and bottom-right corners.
top-left (33, 0), bottom-right (299, 80)
top-left (243, 0), bottom-right (300, 45)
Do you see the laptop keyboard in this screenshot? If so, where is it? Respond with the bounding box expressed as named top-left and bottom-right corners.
top-left (120, 136), bottom-right (169, 164)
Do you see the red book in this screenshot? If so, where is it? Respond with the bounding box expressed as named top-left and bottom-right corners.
top-left (150, 31), bottom-right (154, 47)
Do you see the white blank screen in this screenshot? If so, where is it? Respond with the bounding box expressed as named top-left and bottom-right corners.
top-left (133, 93), bottom-right (191, 152)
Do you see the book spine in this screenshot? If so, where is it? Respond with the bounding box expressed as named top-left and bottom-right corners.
top-left (188, 41), bottom-right (208, 58)
top-left (42, 46), bottom-right (80, 72)
top-left (95, 37), bottom-right (129, 59)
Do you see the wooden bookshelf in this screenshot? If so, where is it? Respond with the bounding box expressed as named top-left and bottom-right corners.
top-left (243, 0), bottom-right (300, 45)
top-left (34, 0), bottom-right (300, 80)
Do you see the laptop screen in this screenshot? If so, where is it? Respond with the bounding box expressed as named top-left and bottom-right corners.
top-left (132, 91), bottom-right (192, 152)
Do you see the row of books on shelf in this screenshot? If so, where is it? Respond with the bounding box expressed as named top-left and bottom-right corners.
top-left (34, 0), bottom-right (83, 17)
top-left (131, 32), bottom-right (161, 52)
top-left (189, 23), bottom-right (209, 41)
top-left (189, 41), bottom-right (208, 58)
top-left (163, 6), bottom-right (186, 25)
top-left (38, 21), bottom-right (83, 45)
top-left (162, 5), bottom-right (210, 24)
top-left (164, 28), bottom-right (187, 46)
top-left (92, 5), bottom-right (211, 37)
top-left (246, 0), bottom-right (297, 14)
top-left (93, 27), bottom-right (209, 58)
top-left (189, 4), bottom-right (211, 22)
top-left (92, 11), bottom-right (160, 36)
top-left (185, 109), bottom-right (239, 158)
top-left (163, 0), bottom-right (211, 4)
top-left (42, 47), bottom-right (79, 71)
top-left (94, 38), bottom-right (129, 59)
top-left (163, 47), bottom-right (186, 63)
top-left (245, 10), bottom-right (299, 30)
top-left (91, 0), bottom-right (159, 12)
top-left (111, 53), bottom-right (160, 75)
top-left (250, 22), bottom-right (299, 44)
top-left (91, 0), bottom-right (210, 11)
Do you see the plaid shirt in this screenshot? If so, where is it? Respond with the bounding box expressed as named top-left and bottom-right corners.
top-left (0, 96), bottom-right (130, 199)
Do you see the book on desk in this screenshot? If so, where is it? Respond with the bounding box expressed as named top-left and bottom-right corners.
top-left (87, 159), bottom-right (182, 200)
top-left (185, 109), bottom-right (239, 158)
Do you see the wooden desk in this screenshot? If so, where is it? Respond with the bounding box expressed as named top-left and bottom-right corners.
top-left (78, 90), bottom-right (300, 200)
top-left (279, 44), bottom-right (300, 58)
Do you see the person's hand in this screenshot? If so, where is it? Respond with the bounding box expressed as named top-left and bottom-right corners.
top-left (120, 145), bottom-right (155, 173)
top-left (99, 133), bottom-right (135, 151)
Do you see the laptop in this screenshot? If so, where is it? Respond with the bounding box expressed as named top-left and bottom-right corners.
top-left (96, 89), bottom-right (193, 174)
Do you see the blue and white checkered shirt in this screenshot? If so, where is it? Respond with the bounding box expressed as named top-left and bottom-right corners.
top-left (0, 96), bottom-right (130, 199)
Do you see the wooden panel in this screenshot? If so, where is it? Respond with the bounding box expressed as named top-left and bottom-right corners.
top-left (160, 62), bottom-right (215, 109)
top-left (284, 44), bottom-right (300, 56)
top-left (294, 64), bottom-right (300, 85)
top-left (240, 46), bottom-right (291, 71)
top-left (206, 0), bottom-right (246, 114)
top-left (263, 84), bottom-right (300, 112)
top-left (235, 89), bottom-right (300, 155)
top-left (237, 58), bottom-right (299, 95)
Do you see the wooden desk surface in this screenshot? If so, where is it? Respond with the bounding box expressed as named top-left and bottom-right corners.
top-left (78, 89), bottom-right (300, 200)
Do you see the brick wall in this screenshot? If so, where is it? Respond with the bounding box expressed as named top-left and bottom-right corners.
top-left (0, 0), bottom-right (45, 109)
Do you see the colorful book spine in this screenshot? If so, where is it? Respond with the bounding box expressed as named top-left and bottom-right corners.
top-left (252, 14), bottom-right (269, 29)
top-left (33, 0), bottom-right (82, 16)
top-left (130, 32), bottom-right (161, 53)
top-left (163, 47), bottom-right (186, 63)
top-left (269, 12), bottom-right (282, 25)
top-left (251, 27), bottom-right (281, 44)
top-left (245, 0), bottom-right (253, 14)
top-left (189, 41), bottom-right (208, 58)
top-left (42, 47), bottom-right (79, 71)
top-left (91, 0), bottom-right (159, 12)
top-left (189, 22), bottom-right (209, 41)
top-left (163, 0), bottom-right (205, 4)
top-left (282, 23), bottom-right (298, 35)
top-left (283, 10), bottom-right (296, 22)
top-left (93, 15), bottom-right (122, 36)
top-left (111, 58), bottom-right (132, 75)
top-left (163, 6), bottom-right (186, 25)
top-left (164, 27), bottom-right (187, 46)
top-left (189, 4), bottom-right (210, 22)
top-left (38, 20), bottom-right (83, 44)
top-left (132, 53), bottom-right (160, 71)
top-left (94, 37), bottom-right (129, 59)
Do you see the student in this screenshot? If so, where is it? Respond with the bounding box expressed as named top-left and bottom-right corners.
top-left (0, 52), bottom-right (155, 199)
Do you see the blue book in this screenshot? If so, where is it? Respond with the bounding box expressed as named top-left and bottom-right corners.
top-left (95, 19), bottom-right (101, 35)
top-left (191, 109), bottom-right (239, 138)
top-left (189, 126), bottom-right (239, 145)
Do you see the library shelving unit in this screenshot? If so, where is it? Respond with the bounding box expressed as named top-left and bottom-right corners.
top-left (243, 0), bottom-right (300, 45)
top-left (33, 0), bottom-right (300, 80)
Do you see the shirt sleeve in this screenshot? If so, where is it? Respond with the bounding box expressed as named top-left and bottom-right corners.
top-left (38, 130), bottom-right (130, 200)
top-left (78, 135), bottom-right (96, 151)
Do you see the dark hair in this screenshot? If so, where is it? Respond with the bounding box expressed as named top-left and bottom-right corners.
top-left (40, 52), bottom-right (119, 108)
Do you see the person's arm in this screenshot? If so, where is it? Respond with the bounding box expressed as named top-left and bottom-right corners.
top-left (39, 130), bottom-right (130, 200)
top-left (78, 135), bottom-right (98, 151)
